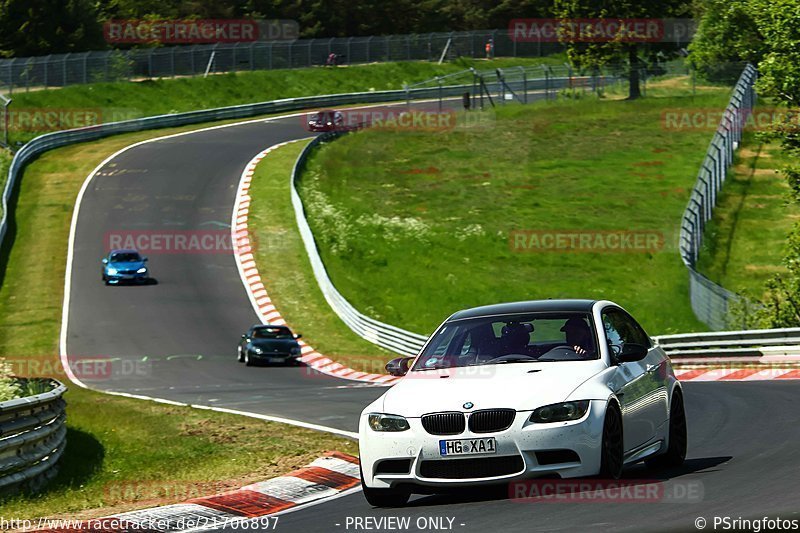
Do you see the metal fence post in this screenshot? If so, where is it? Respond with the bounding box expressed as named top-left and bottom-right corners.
top-left (521, 67), bottom-right (527, 104)
top-left (62, 53), bottom-right (70, 86)
top-left (366, 36), bottom-right (373, 62)
top-left (427, 33), bottom-right (433, 61)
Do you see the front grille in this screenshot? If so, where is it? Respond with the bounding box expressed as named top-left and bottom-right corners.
top-left (468, 409), bottom-right (516, 433)
top-left (421, 412), bottom-right (465, 435)
top-left (375, 459), bottom-right (413, 475)
top-left (118, 269), bottom-right (137, 275)
top-left (535, 449), bottom-right (581, 465)
top-left (420, 456), bottom-right (524, 479)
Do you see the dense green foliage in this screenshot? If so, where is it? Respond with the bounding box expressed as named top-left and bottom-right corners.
top-left (0, 0), bottom-right (555, 57)
top-left (687, 0), bottom-right (763, 82)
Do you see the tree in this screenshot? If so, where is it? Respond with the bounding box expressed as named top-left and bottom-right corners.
top-left (0, 0), bottom-right (105, 56)
top-left (553, 0), bottom-right (692, 99)
top-left (744, 0), bottom-right (800, 327)
top-left (687, 0), bottom-right (764, 83)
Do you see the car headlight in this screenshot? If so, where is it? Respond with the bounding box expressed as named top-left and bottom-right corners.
top-left (137, 267), bottom-right (147, 274)
top-left (250, 346), bottom-right (263, 354)
top-left (290, 346), bottom-right (301, 355)
top-left (529, 401), bottom-right (590, 423)
top-left (368, 413), bottom-right (410, 432)
top-left (107, 268), bottom-right (118, 275)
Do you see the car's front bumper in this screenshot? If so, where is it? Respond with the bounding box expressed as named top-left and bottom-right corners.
top-left (359, 400), bottom-right (606, 490)
top-left (106, 272), bottom-right (149, 283)
top-left (246, 351), bottom-right (301, 364)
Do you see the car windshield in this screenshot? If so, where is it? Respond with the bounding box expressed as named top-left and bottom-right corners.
top-left (110, 252), bottom-right (141, 262)
top-left (412, 312), bottom-right (598, 371)
top-left (252, 326), bottom-right (293, 340)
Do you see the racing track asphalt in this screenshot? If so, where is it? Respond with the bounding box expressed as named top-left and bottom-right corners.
top-left (62, 102), bottom-right (800, 531)
top-left (64, 114), bottom-right (388, 433)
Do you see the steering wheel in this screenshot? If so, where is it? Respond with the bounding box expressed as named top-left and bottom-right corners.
top-left (539, 345), bottom-right (595, 360)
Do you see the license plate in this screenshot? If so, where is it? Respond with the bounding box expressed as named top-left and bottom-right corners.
top-left (439, 437), bottom-right (496, 456)
top-left (267, 357), bottom-right (284, 363)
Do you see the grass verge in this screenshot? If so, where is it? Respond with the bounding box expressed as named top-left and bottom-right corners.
top-left (247, 141), bottom-right (390, 372)
top-left (297, 88), bottom-right (733, 336)
top-left (696, 131), bottom-right (796, 297)
top-left (8, 56), bottom-right (564, 146)
top-left (0, 118), bottom-right (356, 519)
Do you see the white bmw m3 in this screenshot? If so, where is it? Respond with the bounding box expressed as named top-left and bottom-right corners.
top-left (358, 299), bottom-right (687, 507)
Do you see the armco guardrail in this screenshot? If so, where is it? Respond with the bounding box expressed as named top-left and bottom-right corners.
top-left (0, 73), bottom-right (587, 257)
top-left (0, 380), bottom-right (67, 494)
top-left (678, 64), bottom-right (758, 331)
top-left (654, 327), bottom-right (800, 358)
top-left (291, 132), bottom-right (429, 356)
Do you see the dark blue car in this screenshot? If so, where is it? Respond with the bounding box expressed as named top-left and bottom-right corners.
top-left (101, 249), bottom-right (151, 285)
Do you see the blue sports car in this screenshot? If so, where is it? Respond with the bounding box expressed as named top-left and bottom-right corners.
top-left (101, 249), bottom-right (151, 285)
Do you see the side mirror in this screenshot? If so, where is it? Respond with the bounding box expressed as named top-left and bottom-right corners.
top-left (617, 343), bottom-right (648, 363)
top-left (385, 357), bottom-right (414, 377)
top-left (241, 334), bottom-right (247, 339)
top-left (101, 258), bottom-right (108, 264)
top-left (142, 256), bottom-right (148, 262)
top-left (294, 334), bottom-right (302, 339)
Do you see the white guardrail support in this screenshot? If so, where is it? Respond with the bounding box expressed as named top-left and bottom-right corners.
top-left (0, 380), bottom-right (67, 495)
top-left (654, 327), bottom-right (800, 359)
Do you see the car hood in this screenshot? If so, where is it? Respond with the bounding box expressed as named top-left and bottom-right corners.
top-left (380, 361), bottom-right (607, 417)
top-left (248, 339), bottom-right (298, 351)
top-left (107, 261), bottom-right (146, 270)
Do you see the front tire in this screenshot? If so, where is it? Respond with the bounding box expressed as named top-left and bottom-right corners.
top-left (360, 467), bottom-right (410, 508)
top-left (646, 390), bottom-right (687, 469)
top-left (599, 402), bottom-right (623, 479)
top-left (237, 346), bottom-right (244, 363)
top-left (244, 351), bottom-right (253, 367)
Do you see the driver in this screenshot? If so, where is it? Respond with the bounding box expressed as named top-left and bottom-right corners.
top-left (560, 318), bottom-right (594, 356)
top-left (500, 322), bottom-right (534, 356)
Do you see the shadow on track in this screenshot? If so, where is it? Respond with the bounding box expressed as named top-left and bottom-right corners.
top-left (400, 456), bottom-right (732, 508)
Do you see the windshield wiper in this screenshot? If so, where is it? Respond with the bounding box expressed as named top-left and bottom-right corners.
top-left (474, 357), bottom-right (541, 365)
top-left (412, 365), bottom-right (453, 371)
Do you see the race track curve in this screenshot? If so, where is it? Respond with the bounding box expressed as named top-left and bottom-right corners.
top-left (63, 114), bottom-right (387, 433)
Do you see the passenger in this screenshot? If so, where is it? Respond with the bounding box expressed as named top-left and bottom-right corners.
top-left (560, 317), bottom-right (594, 356)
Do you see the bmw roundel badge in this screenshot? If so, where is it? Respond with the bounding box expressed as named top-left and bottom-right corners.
top-left (463, 402), bottom-right (474, 409)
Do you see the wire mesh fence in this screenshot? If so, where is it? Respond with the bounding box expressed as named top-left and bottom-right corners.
top-left (679, 64), bottom-right (758, 330)
top-left (0, 30), bottom-right (568, 93)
